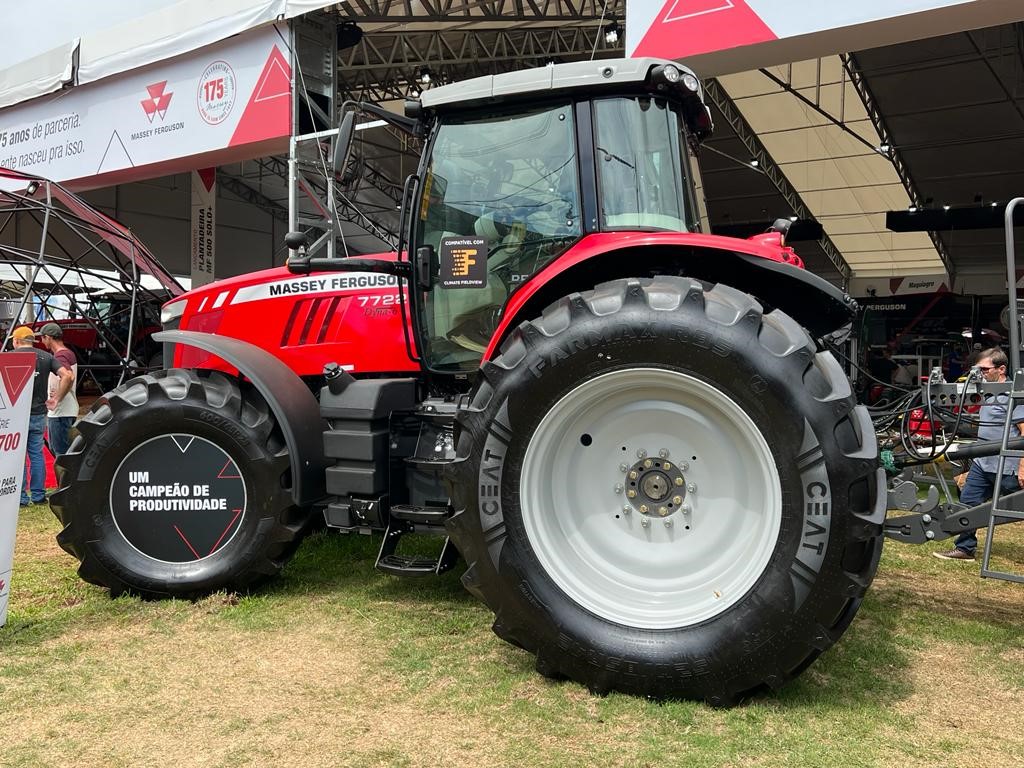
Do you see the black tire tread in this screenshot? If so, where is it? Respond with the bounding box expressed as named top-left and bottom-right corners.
top-left (446, 277), bottom-right (883, 703)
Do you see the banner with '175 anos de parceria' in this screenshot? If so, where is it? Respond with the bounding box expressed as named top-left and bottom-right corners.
top-left (0, 351), bottom-right (35, 627)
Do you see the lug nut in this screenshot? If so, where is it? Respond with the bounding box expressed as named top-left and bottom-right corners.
top-left (680, 461), bottom-right (689, 471)
top-left (614, 484), bottom-right (623, 494)
top-left (674, 477), bottom-right (684, 486)
top-left (681, 504), bottom-right (692, 514)
top-left (637, 449), bottom-right (647, 459)
top-left (659, 449), bottom-right (670, 458)
top-left (658, 506), bottom-right (668, 516)
top-left (622, 506), bottom-right (631, 515)
top-left (627, 490), bottom-right (637, 498)
top-left (629, 470), bottom-right (639, 480)
top-left (639, 504), bottom-right (649, 514)
top-left (641, 518), bottom-right (650, 528)
top-left (643, 459), bottom-right (653, 469)
top-left (619, 463), bottom-right (629, 472)
top-left (687, 483), bottom-right (697, 493)
top-left (664, 519), bottom-right (673, 528)
top-left (664, 462), bottom-right (672, 470)
top-left (672, 495), bottom-right (683, 505)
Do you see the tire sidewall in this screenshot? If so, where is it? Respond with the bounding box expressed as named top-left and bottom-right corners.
top-left (462, 293), bottom-right (860, 687)
top-left (71, 375), bottom-right (286, 594)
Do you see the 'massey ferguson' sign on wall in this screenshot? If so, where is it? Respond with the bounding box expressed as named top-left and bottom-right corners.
top-left (0, 23), bottom-right (291, 189)
top-left (627, 1), bottom-right (1022, 74)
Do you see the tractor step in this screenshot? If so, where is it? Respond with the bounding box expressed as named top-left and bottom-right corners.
top-left (390, 503), bottom-right (453, 525)
top-left (375, 523), bottom-right (459, 576)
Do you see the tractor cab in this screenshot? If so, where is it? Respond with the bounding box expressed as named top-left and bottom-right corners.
top-left (407, 59), bottom-right (712, 372)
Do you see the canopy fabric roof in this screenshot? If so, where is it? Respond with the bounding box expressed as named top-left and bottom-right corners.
top-left (717, 57), bottom-right (947, 280)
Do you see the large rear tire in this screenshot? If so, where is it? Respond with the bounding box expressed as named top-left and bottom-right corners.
top-left (446, 277), bottom-right (885, 704)
top-left (51, 369), bottom-right (314, 597)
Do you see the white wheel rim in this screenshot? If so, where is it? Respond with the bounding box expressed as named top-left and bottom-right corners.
top-left (520, 368), bottom-right (782, 629)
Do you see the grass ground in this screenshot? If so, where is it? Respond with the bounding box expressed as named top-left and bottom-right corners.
top-left (2, 502), bottom-right (1023, 768)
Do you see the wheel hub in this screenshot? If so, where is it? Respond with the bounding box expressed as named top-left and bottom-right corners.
top-left (621, 452), bottom-right (687, 516)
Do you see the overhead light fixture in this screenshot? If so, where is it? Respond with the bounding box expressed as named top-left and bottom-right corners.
top-left (25, 180), bottom-right (39, 195)
top-left (943, 204), bottom-right (951, 211)
top-left (876, 143), bottom-right (891, 155)
top-left (417, 66), bottom-right (432, 85)
top-left (992, 201), bottom-right (1000, 208)
top-left (749, 159), bottom-right (759, 168)
top-left (789, 215), bottom-right (798, 222)
top-left (908, 205), bottom-right (918, 213)
top-left (604, 19), bottom-right (622, 45)
top-left (336, 21), bottom-right (363, 50)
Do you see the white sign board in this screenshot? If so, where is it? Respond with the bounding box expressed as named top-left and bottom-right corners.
top-left (0, 24), bottom-right (292, 189)
top-left (191, 168), bottom-right (217, 287)
top-left (627, 0), bottom-right (1022, 75)
top-left (0, 351), bottom-right (37, 627)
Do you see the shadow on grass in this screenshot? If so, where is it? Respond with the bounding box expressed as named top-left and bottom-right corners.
top-left (270, 529), bottom-right (474, 605)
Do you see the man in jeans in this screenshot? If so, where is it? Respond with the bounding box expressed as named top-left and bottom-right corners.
top-left (934, 347), bottom-right (1024, 560)
top-left (39, 322), bottom-right (79, 456)
top-left (11, 327), bottom-right (74, 506)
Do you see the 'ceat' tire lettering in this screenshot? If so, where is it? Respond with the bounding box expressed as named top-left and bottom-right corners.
top-left (447, 277), bottom-right (885, 705)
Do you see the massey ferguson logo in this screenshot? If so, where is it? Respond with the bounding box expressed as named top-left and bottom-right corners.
top-left (141, 81), bottom-right (173, 122)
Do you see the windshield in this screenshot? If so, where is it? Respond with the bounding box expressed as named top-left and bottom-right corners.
top-left (594, 97), bottom-right (694, 232)
top-left (416, 102), bottom-right (581, 372)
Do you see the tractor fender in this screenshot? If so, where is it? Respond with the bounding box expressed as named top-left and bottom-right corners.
top-left (153, 330), bottom-right (328, 506)
top-left (482, 233), bottom-right (858, 360)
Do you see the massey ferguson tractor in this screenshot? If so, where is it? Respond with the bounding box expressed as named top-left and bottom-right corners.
top-left (51, 58), bottom-right (885, 705)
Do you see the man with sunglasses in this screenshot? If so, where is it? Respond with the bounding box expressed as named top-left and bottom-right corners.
top-left (934, 347), bottom-right (1024, 560)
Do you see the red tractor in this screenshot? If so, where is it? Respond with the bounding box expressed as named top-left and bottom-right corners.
top-left (52, 58), bottom-right (883, 704)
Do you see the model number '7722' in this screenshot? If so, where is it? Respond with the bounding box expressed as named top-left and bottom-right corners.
top-left (356, 295), bottom-right (400, 307)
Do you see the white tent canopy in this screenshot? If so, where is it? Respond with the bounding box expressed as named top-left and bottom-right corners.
top-left (0, 0), bottom-right (335, 110)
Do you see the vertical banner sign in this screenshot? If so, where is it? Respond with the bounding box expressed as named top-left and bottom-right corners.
top-left (0, 351), bottom-right (36, 627)
top-left (191, 167), bottom-right (216, 287)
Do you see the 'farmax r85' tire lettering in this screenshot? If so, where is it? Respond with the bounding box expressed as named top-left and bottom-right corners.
top-left (446, 277), bottom-right (885, 704)
top-left (51, 369), bottom-right (313, 597)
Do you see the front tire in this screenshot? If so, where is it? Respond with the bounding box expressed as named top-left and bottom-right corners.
top-left (446, 277), bottom-right (885, 704)
top-left (51, 369), bottom-right (313, 597)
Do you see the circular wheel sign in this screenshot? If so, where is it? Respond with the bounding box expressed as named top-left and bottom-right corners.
top-left (197, 60), bottom-right (237, 125)
top-left (110, 434), bottom-right (247, 563)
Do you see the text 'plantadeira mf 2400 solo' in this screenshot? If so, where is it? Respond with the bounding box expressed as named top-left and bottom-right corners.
top-left (52, 58), bottom-right (884, 706)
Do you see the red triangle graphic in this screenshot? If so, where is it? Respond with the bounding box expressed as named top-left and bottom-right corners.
top-left (0, 353), bottom-right (36, 407)
top-left (229, 45), bottom-right (291, 147)
top-left (633, 0), bottom-right (776, 60)
top-left (217, 459), bottom-right (241, 479)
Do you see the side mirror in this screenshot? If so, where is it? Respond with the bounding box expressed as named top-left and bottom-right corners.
top-left (333, 112), bottom-right (355, 178)
top-left (415, 245), bottom-right (435, 291)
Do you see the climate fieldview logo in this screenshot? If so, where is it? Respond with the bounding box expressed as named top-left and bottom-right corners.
top-left (141, 81), bottom-right (174, 122)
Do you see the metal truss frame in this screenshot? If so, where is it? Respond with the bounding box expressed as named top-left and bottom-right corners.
top-left (335, 0), bottom-right (625, 26)
top-left (337, 27), bottom-right (623, 101)
top-left (841, 54), bottom-right (956, 280)
top-left (703, 78), bottom-right (852, 284)
top-left (0, 173), bottom-right (184, 388)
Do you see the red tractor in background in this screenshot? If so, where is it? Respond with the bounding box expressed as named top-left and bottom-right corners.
top-left (28, 293), bottom-right (165, 390)
top-left (52, 58), bottom-right (884, 705)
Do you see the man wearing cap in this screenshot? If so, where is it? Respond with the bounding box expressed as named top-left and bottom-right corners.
top-left (39, 322), bottom-right (79, 456)
top-left (11, 327), bottom-right (73, 505)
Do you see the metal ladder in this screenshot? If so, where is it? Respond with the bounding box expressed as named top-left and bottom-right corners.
top-left (982, 196), bottom-right (1024, 583)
